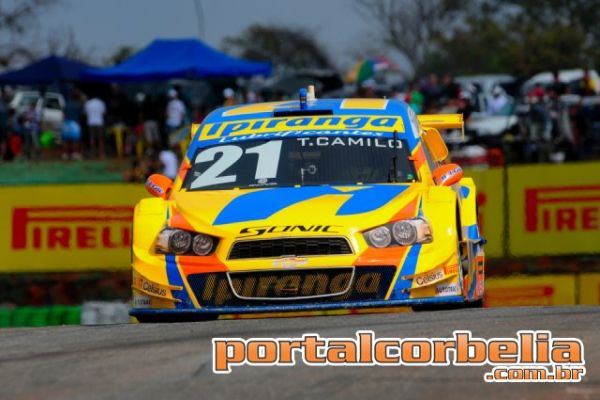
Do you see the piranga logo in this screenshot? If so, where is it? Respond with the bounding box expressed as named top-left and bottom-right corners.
top-left (198, 115), bottom-right (405, 141)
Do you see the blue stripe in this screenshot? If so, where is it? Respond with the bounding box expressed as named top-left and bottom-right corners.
top-left (467, 242), bottom-right (480, 299)
top-left (336, 185), bottom-right (408, 215)
top-left (390, 244), bottom-right (422, 300)
top-left (130, 295), bottom-right (466, 316)
top-left (165, 255), bottom-right (193, 309)
top-left (214, 185), bottom-right (409, 225)
top-left (214, 186), bottom-right (338, 225)
top-left (467, 224), bottom-right (479, 240)
top-left (461, 186), bottom-right (470, 199)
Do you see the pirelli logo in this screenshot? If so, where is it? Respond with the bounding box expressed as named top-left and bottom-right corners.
top-left (11, 206), bottom-right (133, 250)
top-left (485, 286), bottom-right (555, 307)
top-left (524, 185), bottom-right (600, 232)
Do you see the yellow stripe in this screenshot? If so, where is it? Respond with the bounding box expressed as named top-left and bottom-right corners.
top-left (341, 99), bottom-right (389, 110)
top-left (221, 101), bottom-right (290, 116)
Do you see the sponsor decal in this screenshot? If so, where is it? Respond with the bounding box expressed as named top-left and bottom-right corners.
top-left (405, 264), bottom-right (459, 288)
top-left (439, 167), bottom-right (463, 186)
top-left (296, 137), bottom-right (404, 148)
top-left (199, 271), bottom-right (386, 304)
top-left (132, 294), bottom-right (151, 307)
top-left (197, 115), bottom-right (405, 142)
top-left (239, 225), bottom-right (341, 237)
top-left (11, 206), bottom-right (132, 250)
top-left (524, 185), bottom-right (600, 233)
top-left (435, 283), bottom-right (462, 296)
top-left (145, 180), bottom-right (164, 197)
top-left (133, 274), bottom-right (172, 299)
top-left (228, 270), bottom-right (353, 299)
top-left (272, 257), bottom-right (309, 269)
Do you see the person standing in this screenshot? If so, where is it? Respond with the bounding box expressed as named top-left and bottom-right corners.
top-left (23, 101), bottom-right (41, 159)
top-left (487, 86), bottom-right (508, 115)
top-left (62, 90), bottom-right (84, 160)
top-left (0, 89), bottom-right (8, 160)
top-left (84, 96), bottom-right (106, 158)
top-left (165, 89), bottom-right (186, 135)
top-left (222, 88), bottom-right (237, 106)
top-left (158, 147), bottom-right (179, 180)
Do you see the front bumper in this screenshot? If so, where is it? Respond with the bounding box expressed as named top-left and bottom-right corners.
top-left (129, 295), bottom-right (466, 318)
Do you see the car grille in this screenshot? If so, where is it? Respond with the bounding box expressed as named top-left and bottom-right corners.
top-left (187, 266), bottom-right (397, 306)
top-left (228, 237), bottom-right (352, 260)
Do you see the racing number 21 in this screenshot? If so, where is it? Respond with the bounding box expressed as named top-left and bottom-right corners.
top-left (191, 141), bottom-right (282, 188)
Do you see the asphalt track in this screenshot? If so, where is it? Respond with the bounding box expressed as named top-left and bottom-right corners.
top-left (0, 306), bottom-right (599, 400)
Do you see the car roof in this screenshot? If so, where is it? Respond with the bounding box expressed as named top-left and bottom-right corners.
top-left (191, 98), bottom-right (419, 150)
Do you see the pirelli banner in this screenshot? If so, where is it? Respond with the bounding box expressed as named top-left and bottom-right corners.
top-left (0, 184), bottom-right (146, 272)
top-left (1, 162), bottom-right (599, 273)
top-left (462, 167), bottom-right (505, 258)
top-left (485, 275), bottom-right (576, 307)
top-left (507, 162), bottom-right (600, 256)
top-left (485, 274), bottom-right (600, 306)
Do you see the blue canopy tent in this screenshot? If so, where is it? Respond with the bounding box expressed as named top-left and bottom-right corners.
top-left (0, 55), bottom-right (91, 84)
top-left (83, 38), bottom-right (272, 82)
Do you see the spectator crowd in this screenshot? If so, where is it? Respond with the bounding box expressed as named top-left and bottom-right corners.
top-left (0, 70), bottom-right (599, 182)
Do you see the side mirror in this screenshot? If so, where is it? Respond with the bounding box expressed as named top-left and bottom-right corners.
top-left (422, 128), bottom-right (449, 162)
top-left (432, 164), bottom-right (463, 186)
top-left (145, 174), bottom-right (173, 199)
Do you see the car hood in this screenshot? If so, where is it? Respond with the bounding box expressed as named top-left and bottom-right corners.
top-left (169, 184), bottom-right (425, 237)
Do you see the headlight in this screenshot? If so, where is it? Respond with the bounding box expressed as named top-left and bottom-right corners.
top-left (192, 233), bottom-right (214, 256)
top-left (155, 229), bottom-right (216, 255)
top-left (169, 230), bottom-right (192, 254)
top-left (392, 221), bottom-right (417, 245)
top-left (364, 218), bottom-right (432, 248)
top-left (366, 226), bottom-right (392, 248)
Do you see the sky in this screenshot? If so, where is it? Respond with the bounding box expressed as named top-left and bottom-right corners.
top-left (35, 0), bottom-right (382, 70)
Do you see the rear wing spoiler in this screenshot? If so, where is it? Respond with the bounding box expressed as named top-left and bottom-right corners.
top-left (417, 114), bottom-right (464, 139)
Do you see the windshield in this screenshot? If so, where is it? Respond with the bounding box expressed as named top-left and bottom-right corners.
top-left (183, 136), bottom-right (417, 191)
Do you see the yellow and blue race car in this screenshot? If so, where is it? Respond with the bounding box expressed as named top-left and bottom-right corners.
top-left (130, 90), bottom-right (485, 322)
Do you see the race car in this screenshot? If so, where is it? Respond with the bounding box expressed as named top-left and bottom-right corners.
top-left (130, 88), bottom-right (485, 322)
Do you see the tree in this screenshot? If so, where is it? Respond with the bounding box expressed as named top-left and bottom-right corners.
top-left (356, 0), bottom-right (600, 78)
top-left (105, 46), bottom-right (137, 66)
top-left (427, 1), bottom-right (590, 77)
top-left (0, 0), bottom-right (59, 67)
top-left (222, 24), bottom-right (333, 70)
top-left (502, 0), bottom-right (600, 73)
top-left (46, 28), bottom-right (95, 63)
top-left (354, 0), bottom-right (468, 75)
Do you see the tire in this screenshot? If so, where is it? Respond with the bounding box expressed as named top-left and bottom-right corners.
top-left (463, 298), bottom-right (484, 308)
top-left (411, 303), bottom-right (465, 312)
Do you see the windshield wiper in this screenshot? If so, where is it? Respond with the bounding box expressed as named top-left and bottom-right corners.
top-left (388, 130), bottom-right (399, 183)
